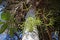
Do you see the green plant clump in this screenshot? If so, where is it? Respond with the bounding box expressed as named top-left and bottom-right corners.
top-left (24, 17), bottom-right (42, 32)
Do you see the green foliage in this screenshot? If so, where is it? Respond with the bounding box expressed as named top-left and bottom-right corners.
top-left (24, 17), bottom-right (42, 32)
top-left (0, 21), bottom-right (4, 24)
top-left (36, 18), bottom-right (42, 25)
top-left (9, 28), bottom-right (14, 37)
top-left (0, 23), bottom-right (8, 34)
top-left (1, 11), bottom-right (11, 20)
top-left (0, 11), bottom-right (15, 37)
top-left (48, 17), bottom-right (55, 26)
top-left (9, 27), bottom-right (17, 37)
top-left (46, 10), bottom-right (55, 26)
top-left (0, 11), bottom-right (11, 34)
top-left (45, 18), bottom-right (55, 27)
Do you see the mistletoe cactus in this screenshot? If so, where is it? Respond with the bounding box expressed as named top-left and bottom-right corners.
top-left (22, 8), bottom-right (42, 40)
top-left (24, 17), bottom-right (42, 32)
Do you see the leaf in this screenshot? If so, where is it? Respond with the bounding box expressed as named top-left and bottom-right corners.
top-left (9, 28), bottom-right (14, 37)
top-left (1, 11), bottom-right (11, 20)
top-left (49, 18), bottom-right (55, 26)
top-left (36, 18), bottom-right (42, 25)
top-left (0, 23), bottom-right (8, 34)
top-left (0, 21), bottom-right (4, 24)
